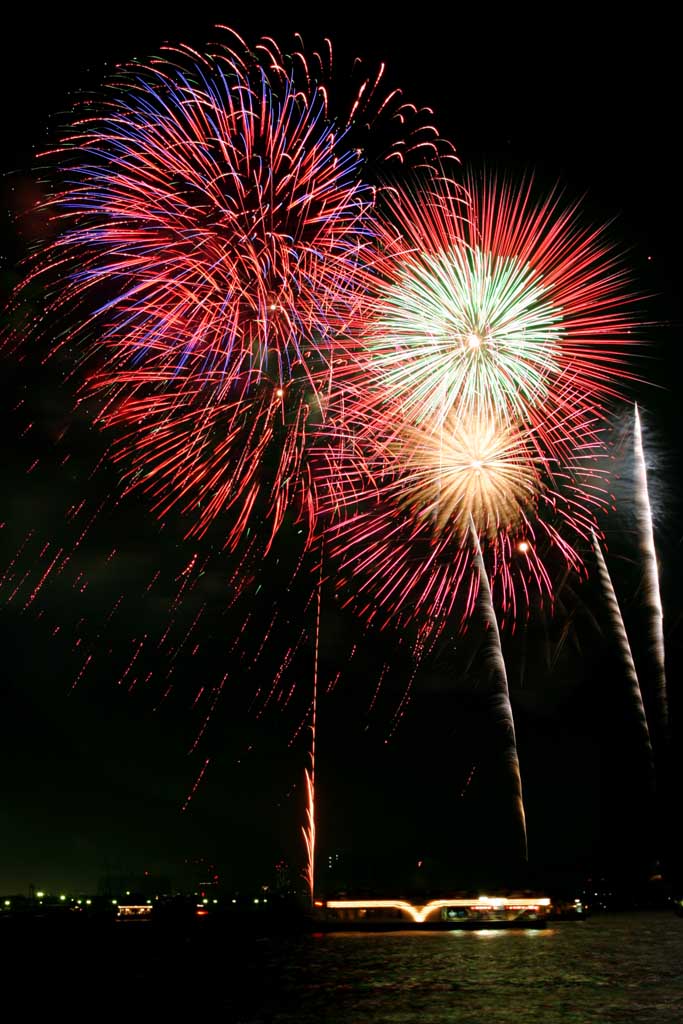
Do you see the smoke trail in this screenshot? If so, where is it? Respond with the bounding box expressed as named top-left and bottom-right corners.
top-left (592, 531), bottom-right (655, 786)
top-left (633, 405), bottom-right (668, 743)
top-left (470, 521), bottom-right (528, 860)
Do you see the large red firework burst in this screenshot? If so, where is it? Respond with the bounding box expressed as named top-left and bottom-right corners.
top-left (9, 29), bottom-right (455, 554)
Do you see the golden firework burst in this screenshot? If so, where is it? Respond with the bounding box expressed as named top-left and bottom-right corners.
top-left (396, 409), bottom-right (540, 539)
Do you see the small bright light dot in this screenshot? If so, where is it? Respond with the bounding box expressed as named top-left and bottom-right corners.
top-left (36, 891), bottom-right (45, 898)
top-left (467, 333), bottom-right (481, 349)
top-left (275, 388), bottom-right (284, 398)
top-left (202, 899), bottom-right (209, 905)
top-left (3, 900), bottom-right (10, 907)
top-left (517, 541), bottom-right (530, 553)
top-left (470, 460), bottom-right (482, 469)
top-left (59, 895), bottom-right (66, 901)
top-left (85, 899), bottom-right (92, 905)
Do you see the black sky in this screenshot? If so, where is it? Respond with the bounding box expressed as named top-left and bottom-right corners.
top-left (1, 6), bottom-right (681, 895)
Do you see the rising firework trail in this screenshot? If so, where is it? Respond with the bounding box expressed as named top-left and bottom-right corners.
top-left (302, 550), bottom-right (323, 905)
top-left (591, 531), bottom-right (654, 786)
top-left (470, 520), bottom-right (527, 859)
top-left (633, 405), bottom-right (668, 745)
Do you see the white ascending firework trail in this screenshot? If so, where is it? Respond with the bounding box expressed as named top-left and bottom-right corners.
top-left (592, 532), bottom-right (654, 784)
top-left (633, 405), bottom-right (668, 743)
top-left (470, 520), bottom-right (528, 860)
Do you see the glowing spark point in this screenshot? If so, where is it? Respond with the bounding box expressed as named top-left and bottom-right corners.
top-left (466, 332), bottom-right (482, 350)
top-left (517, 540), bottom-right (529, 553)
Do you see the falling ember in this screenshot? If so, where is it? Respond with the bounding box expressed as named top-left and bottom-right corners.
top-left (181, 758), bottom-right (211, 813)
top-left (592, 532), bottom-right (654, 785)
top-left (633, 405), bottom-right (668, 744)
top-left (470, 520), bottom-right (527, 860)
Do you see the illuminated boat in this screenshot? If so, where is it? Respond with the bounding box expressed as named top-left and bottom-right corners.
top-left (312, 895), bottom-right (552, 930)
top-left (116, 903), bottom-right (154, 922)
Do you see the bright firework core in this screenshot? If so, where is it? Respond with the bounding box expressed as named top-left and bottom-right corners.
top-left (372, 244), bottom-right (562, 426)
top-left (397, 411), bottom-right (539, 539)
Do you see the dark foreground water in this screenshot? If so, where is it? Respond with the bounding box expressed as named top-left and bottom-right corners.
top-left (5, 912), bottom-right (682, 1021)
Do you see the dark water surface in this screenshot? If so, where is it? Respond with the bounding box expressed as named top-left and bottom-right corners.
top-left (236, 915), bottom-right (683, 1023)
top-left (6, 912), bottom-right (682, 1021)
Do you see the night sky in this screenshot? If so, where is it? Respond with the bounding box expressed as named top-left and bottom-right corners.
top-left (1, 7), bottom-right (681, 896)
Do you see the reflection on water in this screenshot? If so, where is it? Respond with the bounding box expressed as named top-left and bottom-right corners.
top-left (255, 914), bottom-right (683, 1023)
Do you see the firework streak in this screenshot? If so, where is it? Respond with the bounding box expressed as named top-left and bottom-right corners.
top-left (592, 531), bottom-right (654, 785)
top-left (633, 405), bottom-right (668, 744)
top-left (302, 549), bottom-right (323, 904)
top-left (471, 522), bottom-right (527, 859)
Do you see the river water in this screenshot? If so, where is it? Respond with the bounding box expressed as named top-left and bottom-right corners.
top-left (225, 914), bottom-right (683, 1023)
top-left (7, 911), bottom-right (682, 1021)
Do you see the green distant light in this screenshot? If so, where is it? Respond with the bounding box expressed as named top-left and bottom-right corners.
top-left (36, 891), bottom-right (45, 898)
top-left (85, 899), bottom-right (92, 905)
top-left (3, 900), bottom-right (10, 907)
top-left (59, 895), bottom-right (66, 901)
